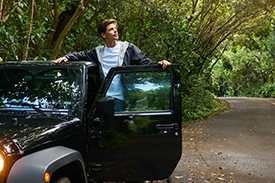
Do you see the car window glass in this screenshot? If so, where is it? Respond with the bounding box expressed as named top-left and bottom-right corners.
top-left (105, 71), bottom-right (171, 112)
top-left (0, 67), bottom-right (83, 117)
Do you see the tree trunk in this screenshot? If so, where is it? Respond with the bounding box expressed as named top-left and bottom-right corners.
top-left (32, 0), bottom-right (39, 56)
top-left (0, 0), bottom-right (3, 21)
top-left (46, 0), bottom-right (59, 50)
top-left (22, 0), bottom-right (35, 60)
top-left (0, 0), bottom-right (14, 26)
top-left (73, 7), bottom-right (104, 51)
top-left (49, 1), bottom-right (85, 60)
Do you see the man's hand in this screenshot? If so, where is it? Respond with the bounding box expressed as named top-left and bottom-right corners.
top-left (54, 56), bottom-right (68, 64)
top-left (158, 60), bottom-right (171, 70)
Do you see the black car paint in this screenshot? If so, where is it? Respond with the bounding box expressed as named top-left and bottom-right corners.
top-left (0, 61), bottom-right (182, 183)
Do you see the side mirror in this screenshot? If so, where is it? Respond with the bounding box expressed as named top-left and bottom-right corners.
top-left (96, 97), bottom-right (114, 116)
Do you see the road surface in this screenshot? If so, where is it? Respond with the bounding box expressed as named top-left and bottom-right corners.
top-left (169, 97), bottom-right (275, 183)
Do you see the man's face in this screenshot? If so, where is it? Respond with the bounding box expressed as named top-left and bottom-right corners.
top-left (101, 23), bottom-right (119, 42)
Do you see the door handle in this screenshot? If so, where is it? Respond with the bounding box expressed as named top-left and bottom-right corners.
top-left (156, 123), bottom-right (179, 136)
top-left (156, 123), bottom-right (179, 130)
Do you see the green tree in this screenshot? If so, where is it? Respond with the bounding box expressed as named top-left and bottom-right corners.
top-left (212, 19), bottom-right (275, 97)
top-left (1, 0), bottom-right (275, 122)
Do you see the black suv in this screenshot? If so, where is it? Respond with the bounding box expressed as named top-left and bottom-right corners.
top-left (0, 61), bottom-right (182, 183)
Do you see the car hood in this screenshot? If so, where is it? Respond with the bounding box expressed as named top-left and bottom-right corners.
top-left (0, 116), bottom-right (81, 153)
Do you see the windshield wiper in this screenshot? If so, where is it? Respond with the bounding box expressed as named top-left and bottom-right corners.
top-left (0, 102), bottom-right (49, 117)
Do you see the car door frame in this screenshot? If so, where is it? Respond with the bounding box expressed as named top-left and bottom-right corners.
top-left (87, 64), bottom-right (182, 182)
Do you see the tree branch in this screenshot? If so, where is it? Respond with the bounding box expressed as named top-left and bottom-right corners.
top-left (49, 2), bottom-right (86, 60)
top-left (0, 0), bottom-right (3, 21)
top-left (46, 0), bottom-right (59, 49)
top-left (187, 0), bottom-right (215, 31)
top-left (22, 0), bottom-right (35, 60)
top-left (73, 7), bottom-right (105, 51)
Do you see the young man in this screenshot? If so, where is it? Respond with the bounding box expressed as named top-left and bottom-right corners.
top-left (54, 19), bottom-right (171, 111)
top-left (54, 19), bottom-right (171, 73)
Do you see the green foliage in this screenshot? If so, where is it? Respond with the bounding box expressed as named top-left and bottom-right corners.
top-left (246, 82), bottom-right (275, 98)
top-left (182, 74), bottom-right (228, 122)
top-left (212, 23), bottom-right (275, 98)
top-left (1, 0), bottom-right (275, 123)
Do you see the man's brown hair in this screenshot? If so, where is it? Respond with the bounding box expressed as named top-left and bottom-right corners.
top-left (97, 19), bottom-right (117, 40)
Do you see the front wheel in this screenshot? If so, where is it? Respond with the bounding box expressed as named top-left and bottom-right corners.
top-left (139, 178), bottom-right (173, 183)
top-left (152, 176), bottom-right (173, 183)
top-left (51, 176), bottom-right (71, 183)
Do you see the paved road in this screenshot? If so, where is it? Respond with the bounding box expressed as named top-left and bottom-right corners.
top-left (168, 97), bottom-right (275, 183)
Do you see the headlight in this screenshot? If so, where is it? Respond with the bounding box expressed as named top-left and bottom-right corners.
top-left (0, 152), bottom-right (4, 174)
top-left (0, 138), bottom-right (23, 182)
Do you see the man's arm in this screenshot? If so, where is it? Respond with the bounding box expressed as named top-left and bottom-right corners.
top-left (128, 43), bottom-right (171, 70)
top-left (158, 60), bottom-right (171, 70)
top-left (54, 50), bottom-right (98, 63)
top-left (54, 56), bottom-right (68, 63)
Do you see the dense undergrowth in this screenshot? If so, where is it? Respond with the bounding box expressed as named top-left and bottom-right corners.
top-left (181, 76), bottom-right (229, 123)
top-left (244, 83), bottom-right (275, 98)
top-left (182, 95), bottom-right (228, 124)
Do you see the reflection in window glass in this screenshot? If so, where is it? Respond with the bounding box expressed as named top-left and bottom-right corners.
top-left (0, 67), bottom-right (83, 117)
top-left (105, 71), bottom-right (171, 112)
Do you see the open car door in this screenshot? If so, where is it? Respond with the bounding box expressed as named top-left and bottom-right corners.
top-left (88, 65), bottom-right (182, 182)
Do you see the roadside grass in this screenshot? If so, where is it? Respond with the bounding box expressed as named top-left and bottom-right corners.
top-left (182, 98), bottom-right (229, 124)
top-left (181, 75), bottom-right (230, 124)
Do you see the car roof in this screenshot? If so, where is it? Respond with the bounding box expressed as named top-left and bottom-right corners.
top-left (0, 61), bottom-right (98, 67)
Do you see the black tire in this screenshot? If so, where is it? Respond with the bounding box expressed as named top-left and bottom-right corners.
top-left (166, 176), bottom-right (172, 183)
top-left (51, 176), bottom-right (71, 183)
top-left (150, 176), bottom-right (172, 183)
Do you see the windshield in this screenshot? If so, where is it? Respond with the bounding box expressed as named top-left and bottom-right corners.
top-left (0, 65), bottom-right (84, 118)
